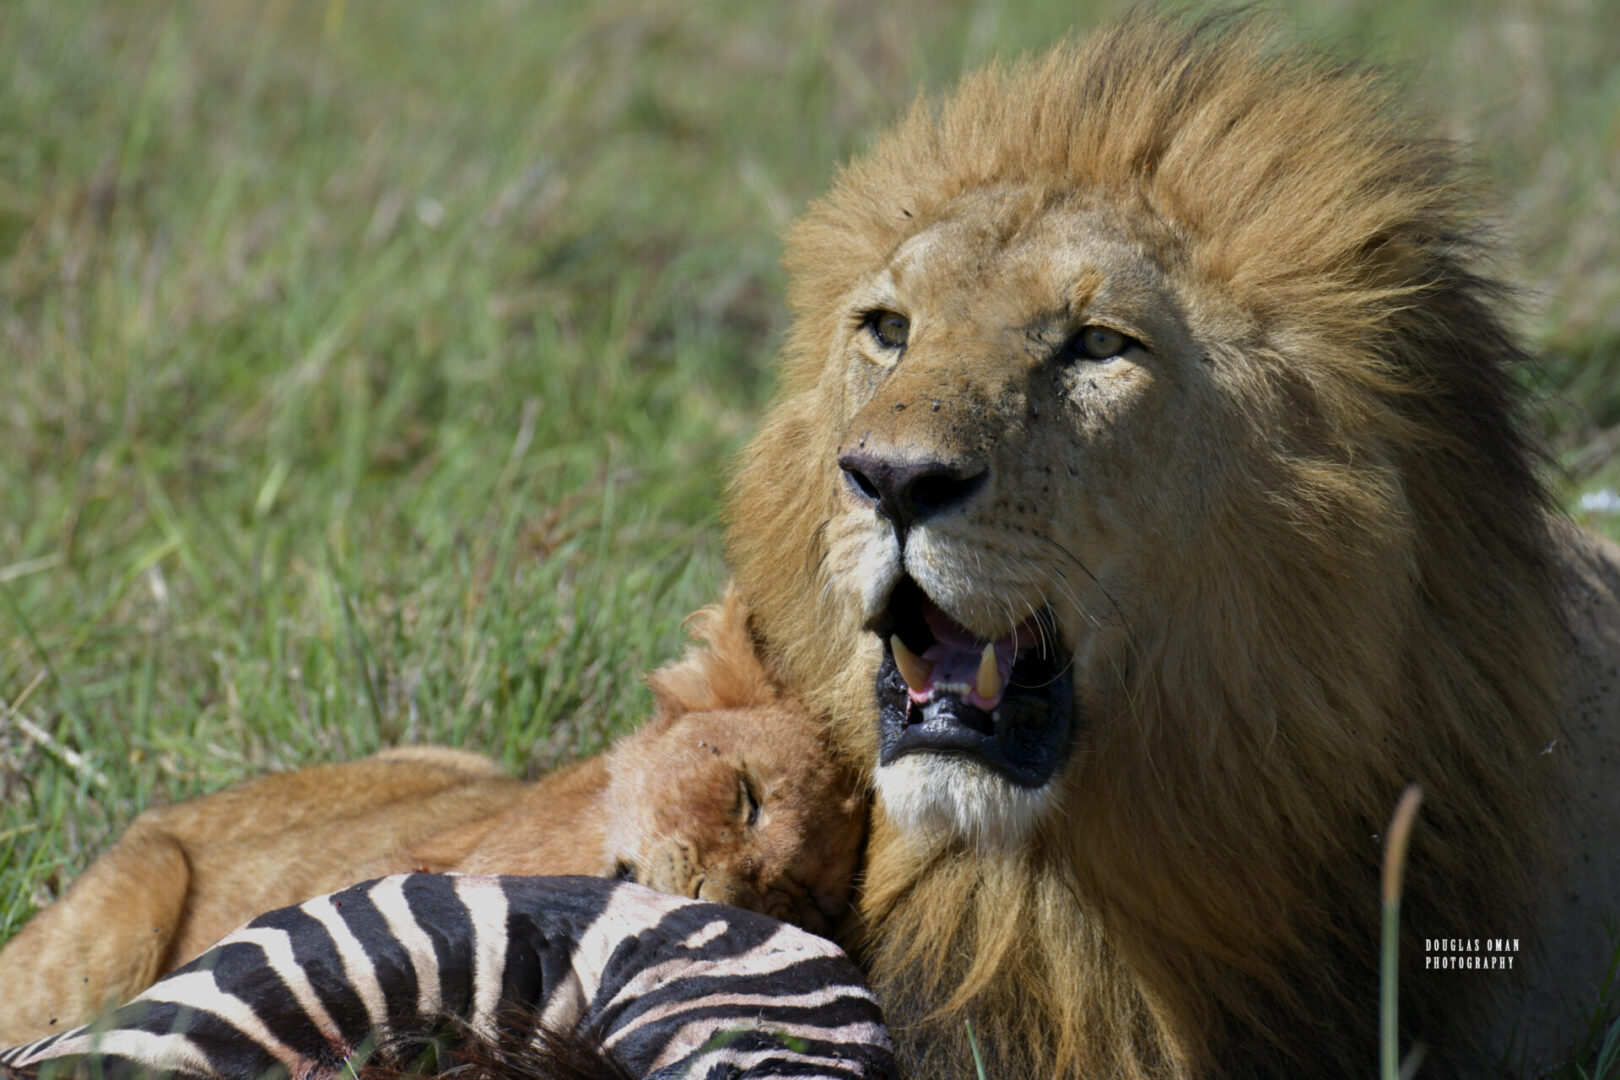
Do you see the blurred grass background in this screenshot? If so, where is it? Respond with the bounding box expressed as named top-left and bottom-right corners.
top-left (0, 0), bottom-right (1616, 1002)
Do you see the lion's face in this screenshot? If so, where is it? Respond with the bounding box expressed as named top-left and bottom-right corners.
top-left (805, 189), bottom-right (1247, 846)
top-left (603, 703), bottom-right (865, 933)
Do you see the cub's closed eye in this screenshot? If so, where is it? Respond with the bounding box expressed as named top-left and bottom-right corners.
top-left (1059, 325), bottom-right (1135, 363)
top-left (864, 310), bottom-right (910, 350)
top-left (738, 774), bottom-right (762, 827)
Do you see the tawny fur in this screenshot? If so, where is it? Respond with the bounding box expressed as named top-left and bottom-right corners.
top-left (0, 589), bottom-right (865, 1046)
top-left (726, 12), bottom-right (1620, 1079)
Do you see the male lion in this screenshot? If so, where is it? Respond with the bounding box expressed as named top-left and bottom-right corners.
top-left (0, 590), bottom-right (865, 1046)
top-left (727, 13), bottom-right (1620, 1079)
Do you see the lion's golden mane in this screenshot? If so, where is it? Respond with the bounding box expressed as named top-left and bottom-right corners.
top-left (729, 13), bottom-right (1565, 1078)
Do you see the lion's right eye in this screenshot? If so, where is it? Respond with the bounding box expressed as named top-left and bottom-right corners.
top-left (865, 310), bottom-right (910, 350)
top-left (1057, 324), bottom-right (1135, 363)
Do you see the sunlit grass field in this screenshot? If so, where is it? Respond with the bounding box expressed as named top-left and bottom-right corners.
top-left (2, 0), bottom-right (1618, 1068)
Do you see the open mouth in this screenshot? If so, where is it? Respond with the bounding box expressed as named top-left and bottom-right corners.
top-left (871, 577), bottom-right (1074, 788)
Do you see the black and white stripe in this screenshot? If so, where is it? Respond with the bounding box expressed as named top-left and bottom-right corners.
top-left (0, 875), bottom-right (894, 1080)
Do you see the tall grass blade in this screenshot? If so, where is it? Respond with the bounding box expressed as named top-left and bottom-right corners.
top-left (1382, 785), bottom-right (1424, 1080)
top-left (965, 1018), bottom-right (988, 1080)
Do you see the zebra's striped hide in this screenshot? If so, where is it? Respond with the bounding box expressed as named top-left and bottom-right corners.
top-left (0, 875), bottom-right (895, 1080)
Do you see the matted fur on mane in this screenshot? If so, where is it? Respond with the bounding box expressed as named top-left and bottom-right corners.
top-left (724, 10), bottom-right (1613, 1079)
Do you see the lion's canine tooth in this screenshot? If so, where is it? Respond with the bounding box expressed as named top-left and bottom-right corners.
top-left (891, 635), bottom-right (932, 692)
top-left (976, 643), bottom-right (1002, 702)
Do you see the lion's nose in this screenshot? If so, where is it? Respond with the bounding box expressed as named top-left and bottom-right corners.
top-left (838, 449), bottom-right (987, 536)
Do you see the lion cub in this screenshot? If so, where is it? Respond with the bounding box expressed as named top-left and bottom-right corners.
top-left (0, 590), bottom-right (866, 1046)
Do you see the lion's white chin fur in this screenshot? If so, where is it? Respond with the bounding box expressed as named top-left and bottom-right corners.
top-left (875, 754), bottom-right (1057, 851)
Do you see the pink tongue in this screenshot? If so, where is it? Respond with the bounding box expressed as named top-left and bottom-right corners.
top-left (912, 601), bottom-right (1038, 711)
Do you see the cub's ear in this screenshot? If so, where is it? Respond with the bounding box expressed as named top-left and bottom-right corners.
top-left (644, 584), bottom-right (782, 721)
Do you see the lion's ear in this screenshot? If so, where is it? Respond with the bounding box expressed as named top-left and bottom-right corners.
top-left (641, 665), bottom-right (703, 728)
top-left (644, 584), bottom-right (780, 720)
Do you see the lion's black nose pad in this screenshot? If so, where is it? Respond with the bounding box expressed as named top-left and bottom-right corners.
top-left (837, 450), bottom-right (987, 537)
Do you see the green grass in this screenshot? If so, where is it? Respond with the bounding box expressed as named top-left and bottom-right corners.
top-left (1, 0), bottom-right (1617, 1070)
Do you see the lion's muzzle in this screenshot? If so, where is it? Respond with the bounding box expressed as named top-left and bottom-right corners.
top-left (838, 447), bottom-right (987, 540)
top-left (872, 576), bottom-right (1074, 788)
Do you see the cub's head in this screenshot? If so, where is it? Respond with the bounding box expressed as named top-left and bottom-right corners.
top-left (728, 16), bottom-right (1553, 856)
top-left (602, 590), bottom-right (865, 933)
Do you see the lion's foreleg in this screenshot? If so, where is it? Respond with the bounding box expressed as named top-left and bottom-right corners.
top-left (0, 824), bottom-right (190, 1045)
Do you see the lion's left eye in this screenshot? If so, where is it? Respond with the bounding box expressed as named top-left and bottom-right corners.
top-left (865, 310), bottom-right (910, 350)
top-left (1059, 325), bottom-right (1134, 363)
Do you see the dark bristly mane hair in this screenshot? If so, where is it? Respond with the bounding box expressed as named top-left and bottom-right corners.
top-left (359, 1014), bottom-right (634, 1080)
